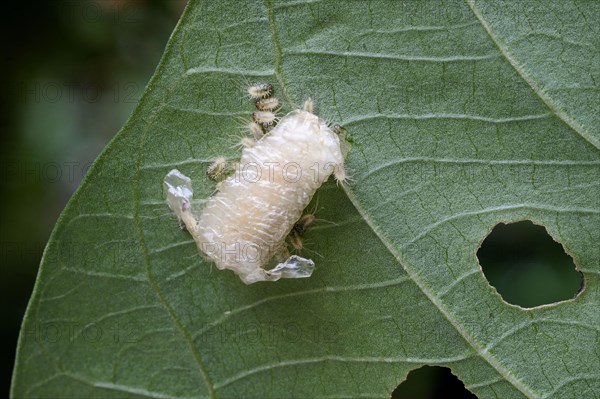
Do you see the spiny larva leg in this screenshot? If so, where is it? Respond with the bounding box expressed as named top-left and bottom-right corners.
top-left (334, 164), bottom-right (347, 183)
top-left (332, 124), bottom-right (349, 183)
top-left (303, 97), bottom-right (314, 113)
top-left (164, 169), bottom-right (199, 236)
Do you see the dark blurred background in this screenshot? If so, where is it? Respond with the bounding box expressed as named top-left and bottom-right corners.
top-left (0, 1), bottom-right (582, 398)
top-left (1, 0), bottom-right (186, 394)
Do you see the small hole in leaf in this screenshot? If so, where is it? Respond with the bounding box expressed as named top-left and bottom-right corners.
top-left (477, 221), bottom-right (583, 308)
top-left (392, 365), bottom-right (476, 399)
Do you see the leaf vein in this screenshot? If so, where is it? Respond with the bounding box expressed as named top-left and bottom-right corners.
top-left (214, 353), bottom-right (472, 389)
top-left (193, 277), bottom-right (410, 339)
top-left (465, 0), bottom-right (599, 149)
top-left (287, 49), bottom-right (498, 62)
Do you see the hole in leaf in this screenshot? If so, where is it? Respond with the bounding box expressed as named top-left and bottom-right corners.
top-left (392, 365), bottom-right (476, 399)
top-left (477, 220), bottom-right (583, 308)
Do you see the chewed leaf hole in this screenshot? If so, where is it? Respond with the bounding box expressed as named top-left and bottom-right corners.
top-left (392, 366), bottom-right (476, 399)
top-left (477, 220), bottom-right (583, 308)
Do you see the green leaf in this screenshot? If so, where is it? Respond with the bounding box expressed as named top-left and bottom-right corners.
top-left (12, 1), bottom-right (599, 398)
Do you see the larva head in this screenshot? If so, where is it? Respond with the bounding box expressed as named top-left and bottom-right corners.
top-left (247, 83), bottom-right (273, 99)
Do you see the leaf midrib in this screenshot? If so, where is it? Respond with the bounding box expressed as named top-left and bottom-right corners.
top-left (465, 0), bottom-right (600, 150)
top-left (342, 186), bottom-right (539, 398)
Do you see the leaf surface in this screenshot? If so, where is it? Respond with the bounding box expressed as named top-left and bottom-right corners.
top-left (12, 1), bottom-right (599, 398)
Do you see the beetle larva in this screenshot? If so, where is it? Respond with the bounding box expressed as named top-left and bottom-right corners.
top-left (206, 156), bottom-right (228, 180)
top-left (164, 91), bottom-right (347, 284)
top-left (288, 213), bottom-right (316, 250)
top-left (252, 111), bottom-right (277, 125)
top-left (255, 96), bottom-right (280, 111)
top-left (247, 82), bottom-right (273, 99)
